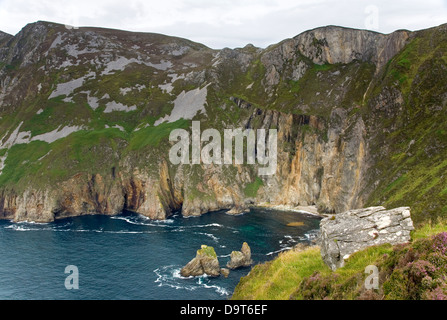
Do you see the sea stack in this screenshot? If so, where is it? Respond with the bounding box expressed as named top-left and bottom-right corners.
top-left (180, 245), bottom-right (221, 277)
top-left (227, 242), bottom-right (253, 270)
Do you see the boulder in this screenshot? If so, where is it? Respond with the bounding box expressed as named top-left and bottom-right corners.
top-left (180, 245), bottom-right (221, 277)
top-left (227, 242), bottom-right (253, 269)
top-left (319, 206), bottom-right (414, 271)
top-left (220, 268), bottom-right (230, 278)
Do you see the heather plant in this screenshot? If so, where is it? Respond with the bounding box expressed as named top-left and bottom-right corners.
top-left (422, 282), bottom-right (447, 300)
top-left (431, 232), bottom-right (447, 255)
top-left (428, 252), bottom-right (447, 274)
top-left (291, 232), bottom-right (447, 300)
top-left (408, 260), bottom-right (437, 280)
top-left (235, 221), bottom-right (447, 300)
top-left (382, 232), bottom-right (447, 300)
top-left (295, 272), bottom-right (340, 300)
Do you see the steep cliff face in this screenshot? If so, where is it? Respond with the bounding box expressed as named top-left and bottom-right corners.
top-left (0, 21), bottom-right (445, 224)
top-left (0, 31), bottom-right (12, 49)
top-left (293, 26), bottom-right (409, 69)
top-left (361, 24), bottom-right (447, 224)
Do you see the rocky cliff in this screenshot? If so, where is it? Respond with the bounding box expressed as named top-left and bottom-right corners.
top-left (319, 206), bottom-right (414, 270)
top-left (0, 21), bottom-right (446, 224)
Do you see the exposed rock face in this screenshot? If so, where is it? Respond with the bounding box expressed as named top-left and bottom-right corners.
top-left (220, 268), bottom-right (230, 278)
top-left (0, 21), bottom-right (446, 224)
top-left (259, 26), bottom-right (409, 95)
top-left (0, 31), bottom-right (12, 49)
top-left (180, 245), bottom-right (221, 277)
top-left (255, 108), bottom-right (368, 214)
top-left (319, 207), bottom-right (415, 270)
top-left (293, 26), bottom-right (409, 70)
top-left (227, 242), bottom-right (253, 269)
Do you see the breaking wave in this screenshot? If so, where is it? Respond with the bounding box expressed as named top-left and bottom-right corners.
top-left (154, 265), bottom-right (230, 296)
top-left (0, 209), bottom-right (321, 299)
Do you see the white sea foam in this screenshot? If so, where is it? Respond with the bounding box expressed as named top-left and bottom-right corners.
top-left (266, 248), bottom-right (291, 256)
top-left (4, 223), bottom-right (52, 232)
top-left (154, 266), bottom-right (197, 291)
top-left (265, 229), bottom-right (320, 256)
top-left (154, 265), bottom-right (230, 296)
top-left (202, 284), bottom-right (230, 296)
top-left (194, 232), bottom-right (219, 242)
top-left (68, 228), bottom-right (155, 235)
top-left (110, 215), bottom-right (175, 227)
top-left (302, 229), bottom-right (320, 241)
top-left (188, 223), bottom-right (223, 229)
top-left (170, 222), bottom-right (224, 229)
top-left (3, 223), bottom-right (156, 235)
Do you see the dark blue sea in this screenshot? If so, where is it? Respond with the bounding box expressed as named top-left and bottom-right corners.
top-left (0, 208), bottom-right (320, 300)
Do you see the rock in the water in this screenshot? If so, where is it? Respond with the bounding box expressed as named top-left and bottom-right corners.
top-left (220, 268), bottom-right (230, 278)
top-left (227, 242), bottom-right (253, 269)
top-left (180, 245), bottom-right (221, 277)
top-left (319, 206), bottom-right (414, 271)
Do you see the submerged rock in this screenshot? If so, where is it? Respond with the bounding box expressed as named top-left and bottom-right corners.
top-left (220, 268), bottom-right (230, 278)
top-left (319, 206), bottom-right (415, 270)
top-left (227, 242), bottom-right (253, 270)
top-left (180, 245), bottom-right (221, 277)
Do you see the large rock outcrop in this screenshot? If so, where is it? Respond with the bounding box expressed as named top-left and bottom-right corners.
top-left (293, 26), bottom-right (409, 70)
top-left (319, 206), bottom-right (415, 270)
top-left (180, 245), bottom-right (221, 277)
top-left (226, 242), bottom-right (253, 269)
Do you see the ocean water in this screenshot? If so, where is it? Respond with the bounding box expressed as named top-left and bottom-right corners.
top-left (0, 208), bottom-right (321, 300)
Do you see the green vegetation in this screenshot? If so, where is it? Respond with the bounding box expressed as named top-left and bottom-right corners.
top-left (0, 141), bottom-right (52, 186)
top-left (291, 244), bottom-right (394, 300)
top-left (244, 177), bottom-right (264, 198)
top-left (232, 246), bottom-right (328, 300)
top-left (0, 126), bottom-right (127, 191)
top-left (313, 63), bottom-right (334, 72)
top-left (127, 119), bottom-right (190, 150)
top-left (364, 27), bottom-right (447, 226)
top-left (2, 24), bottom-right (447, 302)
top-left (380, 232), bottom-right (447, 300)
top-left (232, 219), bottom-right (447, 300)
top-left (0, 116), bottom-right (194, 191)
top-left (231, 29), bottom-right (447, 300)
top-left (273, 60), bottom-right (375, 118)
top-left (197, 245), bottom-right (218, 259)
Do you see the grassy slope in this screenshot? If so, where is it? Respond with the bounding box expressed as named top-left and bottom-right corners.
top-left (364, 27), bottom-right (447, 226)
top-left (0, 27), bottom-right (208, 192)
top-left (233, 27), bottom-right (447, 300)
top-left (232, 246), bottom-right (329, 300)
top-left (232, 219), bottom-right (447, 300)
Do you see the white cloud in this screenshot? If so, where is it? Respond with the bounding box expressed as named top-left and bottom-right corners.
top-left (0, 0), bottom-right (446, 48)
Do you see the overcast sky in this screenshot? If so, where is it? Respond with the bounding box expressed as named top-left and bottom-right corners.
top-left (0, 0), bottom-right (446, 49)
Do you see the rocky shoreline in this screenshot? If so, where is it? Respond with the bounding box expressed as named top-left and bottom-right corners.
top-left (255, 204), bottom-right (325, 217)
